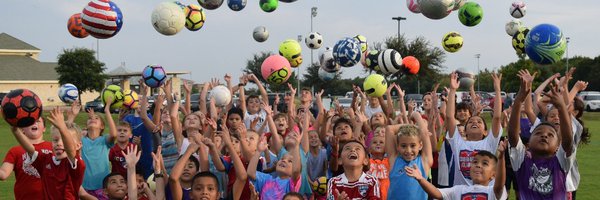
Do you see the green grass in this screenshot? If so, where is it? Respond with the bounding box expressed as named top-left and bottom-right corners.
top-left (0, 112), bottom-right (599, 199)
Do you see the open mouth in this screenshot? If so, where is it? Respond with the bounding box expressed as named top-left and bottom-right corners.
top-left (278, 162), bottom-right (287, 168)
top-left (31, 126), bottom-right (39, 131)
top-left (348, 153), bottom-right (358, 160)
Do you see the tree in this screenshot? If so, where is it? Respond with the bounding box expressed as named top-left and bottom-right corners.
top-left (243, 51), bottom-right (298, 92)
top-left (56, 48), bottom-right (108, 102)
top-left (301, 63), bottom-right (344, 93)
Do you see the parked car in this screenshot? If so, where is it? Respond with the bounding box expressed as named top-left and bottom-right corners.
top-left (582, 94), bottom-right (600, 111)
top-left (85, 96), bottom-right (105, 112)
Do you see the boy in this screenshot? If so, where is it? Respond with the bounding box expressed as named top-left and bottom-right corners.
top-left (327, 140), bottom-right (380, 200)
top-left (367, 135), bottom-right (389, 200)
top-left (189, 172), bottom-right (221, 200)
top-left (407, 147), bottom-right (507, 200)
top-left (102, 145), bottom-right (145, 200)
top-left (12, 108), bottom-right (86, 200)
top-left (109, 121), bottom-right (138, 176)
top-left (240, 74), bottom-right (270, 132)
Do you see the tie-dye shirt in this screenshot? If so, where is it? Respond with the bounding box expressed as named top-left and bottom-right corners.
top-left (252, 171), bottom-right (298, 200)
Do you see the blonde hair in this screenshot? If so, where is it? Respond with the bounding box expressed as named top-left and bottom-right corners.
top-left (396, 124), bottom-right (420, 140)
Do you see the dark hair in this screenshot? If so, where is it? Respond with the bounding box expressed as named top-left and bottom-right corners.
top-left (191, 171), bottom-right (219, 187)
top-left (339, 139), bottom-right (370, 172)
top-left (456, 102), bottom-right (473, 114)
top-left (228, 107), bottom-right (244, 120)
top-left (274, 113), bottom-right (287, 121)
top-left (474, 150), bottom-right (498, 164)
top-left (532, 122), bottom-right (559, 141)
top-left (103, 172), bottom-right (124, 189)
top-left (178, 154), bottom-right (200, 172)
top-left (573, 98), bottom-right (591, 145)
top-left (135, 169), bottom-right (145, 180)
top-left (283, 192), bottom-right (304, 199)
top-left (246, 95), bottom-right (260, 104)
top-left (466, 115), bottom-right (488, 131)
top-left (333, 117), bottom-right (353, 135)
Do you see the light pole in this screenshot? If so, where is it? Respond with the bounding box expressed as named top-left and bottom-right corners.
top-left (566, 37), bottom-right (570, 74)
top-left (311, 7), bottom-right (317, 92)
top-left (475, 54), bottom-right (481, 91)
top-left (297, 35), bottom-right (302, 96)
top-left (391, 16), bottom-right (406, 39)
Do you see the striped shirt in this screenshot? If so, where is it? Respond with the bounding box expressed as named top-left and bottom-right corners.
top-left (327, 172), bottom-right (380, 200)
top-left (160, 129), bottom-right (179, 174)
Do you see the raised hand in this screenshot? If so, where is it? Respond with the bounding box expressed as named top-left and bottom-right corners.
top-left (151, 146), bottom-right (164, 172)
top-left (497, 140), bottom-right (507, 156)
top-left (449, 72), bottom-right (460, 90)
top-left (132, 136), bottom-right (141, 146)
top-left (574, 81), bottom-right (588, 92)
top-left (491, 73), bottom-right (503, 91)
top-left (395, 83), bottom-right (405, 98)
top-left (138, 79), bottom-right (149, 96)
top-left (67, 100), bottom-right (81, 119)
top-left (224, 73), bottom-right (232, 84)
top-left (287, 83), bottom-right (297, 96)
top-left (122, 145), bottom-right (141, 168)
top-left (316, 89), bottom-right (325, 100)
top-left (183, 81), bottom-right (192, 94)
top-left (257, 136), bottom-right (268, 152)
top-left (249, 182), bottom-right (260, 200)
top-left (155, 94), bottom-right (165, 107)
top-left (544, 84), bottom-right (566, 107)
top-left (48, 107), bottom-right (67, 128)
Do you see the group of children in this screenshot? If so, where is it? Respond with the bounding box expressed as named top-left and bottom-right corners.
top-left (0, 69), bottom-right (590, 200)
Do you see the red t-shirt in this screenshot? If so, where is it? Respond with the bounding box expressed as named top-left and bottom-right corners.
top-left (109, 143), bottom-right (137, 176)
top-left (327, 172), bottom-right (380, 200)
top-left (3, 142), bottom-right (53, 200)
top-left (28, 150), bottom-right (86, 200)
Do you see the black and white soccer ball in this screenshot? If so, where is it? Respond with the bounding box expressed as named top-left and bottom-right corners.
top-left (305, 32), bottom-right (323, 49)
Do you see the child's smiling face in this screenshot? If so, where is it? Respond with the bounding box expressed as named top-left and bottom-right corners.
top-left (470, 154), bottom-right (496, 185)
top-left (339, 141), bottom-right (369, 168)
top-left (396, 135), bottom-right (422, 162)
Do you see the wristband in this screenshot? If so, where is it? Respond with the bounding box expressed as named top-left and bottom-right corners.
top-left (154, 173), bottom-right (164, 178)
top-left (238, 83), bottom-right (246, 87)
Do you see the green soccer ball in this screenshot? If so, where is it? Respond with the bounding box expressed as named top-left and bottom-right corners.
top-left (102, 85), bottom-right (124, 109)
top-left (512, 27), bottom-right (530, 55)
top-left (458, 2), bottom-right (483, 27)
top-left (259, 0), bottom-right (277, 12)
top-left (442, 32), bottom-right (463, 53)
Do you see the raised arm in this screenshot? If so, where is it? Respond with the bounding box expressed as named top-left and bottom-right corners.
top-left (533, 73), bottom-right (560, 115)
top-left (104, 97), bottom-right (117, 144)
top-left (287, 83), bottom-right (298, 128)
top-left (66, 100), bottom-right (81, 124)
top-left (491, 73), bottom-right (503, 137)
top-left (247, 136), bottom-right (267, 181)
top-left (123, 145), bottom-right (141, 200)
top-left (10, 127), bottom-right (35, 157)
top-left (138, 95), bottom-right (158, 134)
top-left (221, 124), bottom-right (247, 200)
top-left (169, 142), bottom-right (199, 200)
top-left (494, 141), bottom-right (507, 199)
top-left (508, 71), bottom-right (532, 147)
top-left (152, 147), bottom-right (166, 200)
top-left (47, 108), bottom-right (77, 161)
top-left (300, 112), bottom-right (310, 153)
top-left (239, 78), bottom-right (248, 115)
top-left (414, 112), bottom-right (433, 169)
top-left (314, 90), bottom-right (325, 132)
top-left (570, 81), bottom-right (588, 103)
top-left (546, 85), bottom-right (574, 156)
top-left (249, 74), bottom-right (269, 106)
top-left (169, 94), bottom-right (184, 149)
top-left (385, 83), bottom-right (396, 118)
top-left (386, 124), bottom-right (401, 166)
top-left (395, 84), bottom-right (409, 124)
top-left (445, 72), bottom-right (460, 138)
top-left (200, 82), bottom-right (209, 115)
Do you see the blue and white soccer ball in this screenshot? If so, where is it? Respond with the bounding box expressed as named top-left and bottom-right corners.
top-left (58, 83), bottom-right (79, 103)
top-left (332, 37), bottom-right (361, 67)
top-left (228, 0), bottom-right (247, 11)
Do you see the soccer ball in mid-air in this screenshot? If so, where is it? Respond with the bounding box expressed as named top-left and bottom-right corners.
top-left (510, 1), bottom-right (526, 18)
top-left (227, 0), bottom-right (247, 11)
top-left (525, 23), bottom-right (566, 65)
top-left (67, 13), bottom-right (88, 38)
top-left (184, 4), bottom-right (206, 31)
top-left (81, 0), bottom-right (123, 39)
top-left (364, 50), bottom-right (381, 72)
top-left (419, 0), bottom-right (454, 20)
top-left (142, 65), bottom-right (167, 88)
top-left (332, 38), bottom-right (361, 67)
top-left (312, 176), bottom-right (328, 195)
top-left (210, 86), bottom-right (232, 106)
top-left (363, 74), bottom-right (388, 97)
top-left (505, 19), bottom-right (523, 36)
top-left (151, 2), bottom-right (185, 36)
top-left (122, 90), bottom-right (139, 109)
top-left (1, 89), bottom-right (43, 127)
top-left (102, 85), bottom-right (124, 110)
top-left (406, 0), bottom-right (421, 13)
top-left (198, 0), bottom-right (224, 10)
top-left (354, 35), bottom-right (368, 54)
top-left (458, 2), bottom-right (483, 27)
top-left (279, 39), bottom-right (303, 68)
top-left (305, 32), bottom-right (323, 49)
top-left (58, 84), bottom-right (79, 103)
top-left (319, 47), bottom-right (340, 73)
top-left (442, 32), bottom-right (463, 53)
top-left (261, 55), bottom-right (292, 85)
top-left (512, 27), bottom-right (530, 55)
top-left (378, 49), bottom-right (403, 75)
top-left (253, 26), bottom-right (269, 42)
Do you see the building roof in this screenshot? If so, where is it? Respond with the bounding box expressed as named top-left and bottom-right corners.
top-left (0, 55), bottom-right (58, 80)
top-left (0, 33), bottom-right (40, 51)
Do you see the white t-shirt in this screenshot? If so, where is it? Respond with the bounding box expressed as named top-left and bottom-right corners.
top-left (447, 127), bottom-right (502, 186)
top-left (440, 184), bottom-right (507, 200)
top-left (437, 139), bottom-right (452, 187)
top-left (364, 105), bottom-right (383, 118)
top-left (244, 109), bottom-right (269, 133)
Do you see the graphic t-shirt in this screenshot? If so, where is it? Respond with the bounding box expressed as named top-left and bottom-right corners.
top-left (439, 184), bottom-right (507, 200)
top-left (108, 143), bottom-right (137, 176)
top-left (244, 110), bottom-right (269, 133)
top-left (326, 172), bottom-right (380, 200)
top-left (252, 172), bottom-right (297, 200)
top-left (447, 127), bottom-right (501, 186)
top-left (510, 139), bottom-right (572, 200)
top-left (367, 158), bottom-right (389, 200)
top-left (3, 142), bottom-right (52, 200)
top-left (26, 151), bottom-right (86, 200)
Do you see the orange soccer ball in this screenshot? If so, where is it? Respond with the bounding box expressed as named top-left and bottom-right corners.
top-left (402, 56), bottom-right (420, 75)
top-left (67, 13), bottom-right (88, 38)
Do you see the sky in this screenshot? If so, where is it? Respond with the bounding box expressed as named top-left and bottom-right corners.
top-left (2, 0), bottom-right (599, 85)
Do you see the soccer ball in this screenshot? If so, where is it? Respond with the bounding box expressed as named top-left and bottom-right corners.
top-left (1, 89), bottom-right (42, 127)
top-left (510, 1), bottom-right (526, 18)
top-left (184, 4), bottom-right (206, 31)
top-left (253, 26), bottom-right (269, 42)
top-left (402, 56), bottom-right (420, 75)
top-left (378, 49), bottom-right (403, 75)
top-left (363, 74), bottom-right (388, 97)
top-left (453, 0), bottom-right (465, 11)
top-left (227, 0), bottom-right (247, 11)
top-left (458, 2), bottom-right (483, 27)
top-left (505, 19), bottom-right (523, 36)
top-left (365, 50), bottom-right (381, 72)
top-left (512, 27), bottom-right (530, 55)
top-left (279, 39), bottom-right (303, 68)
top-left (305, 32), bottom-right (323, 50)
top-left (319, 47), bottom-right (340, 73)
top-left (260, 0), bottom-right (278, 13)
top-left (318, 67), bottom-right (337, 81)
top-left (58, 84), bottom-right (79, 103)
top-left (419, 0), bottom-right (454, 20)
top-left (525, 24), bottom-right (566, 65)
top-left (151, 2), bottom-right (186, 36)
top-left (102, 85), bottom-right (124, 110)
top-left (210, 86), bottom-right (232, 106)
top-left (456, 68), bottom-right (475, 89)
top-left (406, 0), bottom-right (420, 13)
top-left (67, 13), bottom-right (88, 38)
top-left (142, 65), bottom-right (167, 88)
top-left (81, 0), bottom-right (123, 39)
top-left (198, 0), bottom-right (224, 10)
top-left (354, 35), bottom-right (368, 54)
top-left (261, 55), bottom-right (292, 85)
top-left (122, 90), bottom-right (139, 109)
top-left (311, 176), bottom-right (328, 195)
top-left (442, 32), bottom-right (463, 53)
top-left (332, 37), bottom-right (361, 67)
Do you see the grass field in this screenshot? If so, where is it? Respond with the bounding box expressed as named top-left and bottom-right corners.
top-left (0, 112), bottom-right (598, 199)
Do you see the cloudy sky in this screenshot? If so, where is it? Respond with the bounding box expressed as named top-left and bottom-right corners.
top-left (2, 0), bottom-right (599, 85)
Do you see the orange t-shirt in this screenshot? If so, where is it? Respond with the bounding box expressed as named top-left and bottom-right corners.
top-left (368, 158), bottom-right (390, 200)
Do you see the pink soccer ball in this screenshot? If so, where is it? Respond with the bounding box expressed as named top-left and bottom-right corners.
top-left (81, 0), bottom-right (123, 39)
top-left (261, 55), bottom-right (292, 85)
top-left (407, 0), bottom-right (421, 13)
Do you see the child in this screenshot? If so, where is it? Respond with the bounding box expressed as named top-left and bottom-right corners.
top-left (168, 135), bottom-right (203, 200)
top-left (1, 117), bottom-right (52, 200)
top-left (326, 140), bottom-right (380, 200)
top-left (189, 172), bottom-right (221, 200)
top-left (307, 130), bottom-right (328, 183)
top-left (12, 108), bottom-right (85, 199)
top-left (283, 192), bottom-right (305, 200)
top-left (108, 121), bottom-right (137, 176)
top-left (82, 98), bottom-right (117, 198)
top-left (102, 145), bottom-right (146, 200)
top-left (406, 148), bottom-right (507, 200)
top-left (366, 135), bottom-right (389, 200)
top-left (508, 71), bottom-right (574, 199)
top-left (386, 112), bottom-right (433, 200)
top-left (240, 74), bottom-right (270, 132)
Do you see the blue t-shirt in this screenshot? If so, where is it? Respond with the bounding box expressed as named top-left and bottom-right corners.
top-left (82, 135), bottom-right (113, 190)
top-left (252, 171), bottom-right (292, 200)
top-left (277, 147), bottom-right (313, 196)
top-left (124, 114), bottom-right (154, 178)
top-left (388, 155), bottom-right (428, 200)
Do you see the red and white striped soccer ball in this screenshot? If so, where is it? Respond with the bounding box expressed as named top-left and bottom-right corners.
top-left (81, 0), bottom-right (123, 39)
